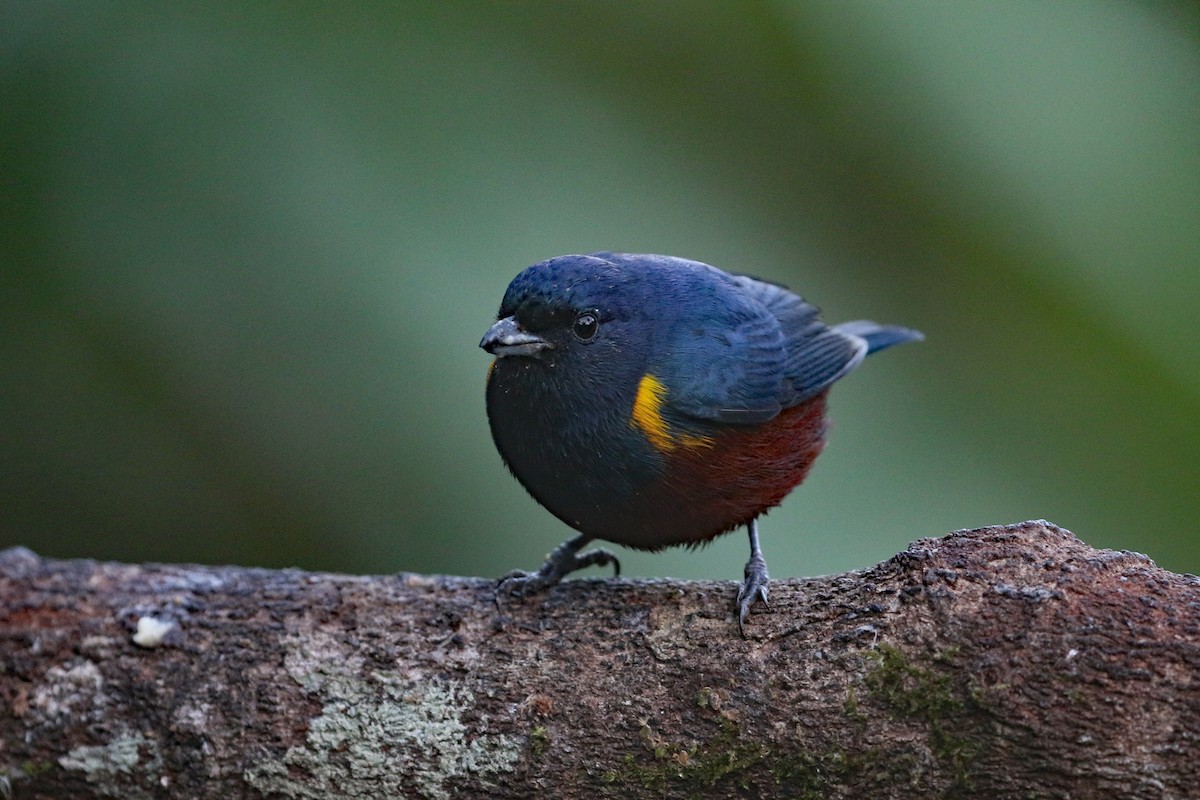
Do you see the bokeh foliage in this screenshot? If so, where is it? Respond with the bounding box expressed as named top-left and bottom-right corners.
top-left (3, 2), bottom-right (1198, 580)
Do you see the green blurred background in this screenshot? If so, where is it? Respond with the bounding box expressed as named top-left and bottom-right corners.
top-left (3, 2), bottom-right (1198, 582)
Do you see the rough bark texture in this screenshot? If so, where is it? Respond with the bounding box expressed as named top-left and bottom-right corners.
top-left (1, 520), bottom-right (1197, 799)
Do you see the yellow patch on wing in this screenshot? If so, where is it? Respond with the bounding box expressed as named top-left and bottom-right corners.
top-left (630, 374), bottom-right (714, 454)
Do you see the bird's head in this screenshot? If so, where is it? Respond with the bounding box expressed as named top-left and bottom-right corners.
top-left (479, 254), bottom-right (660, 390)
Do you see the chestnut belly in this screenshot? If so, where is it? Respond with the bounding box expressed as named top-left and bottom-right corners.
top-left (592, 393), bottom-right (829, 550)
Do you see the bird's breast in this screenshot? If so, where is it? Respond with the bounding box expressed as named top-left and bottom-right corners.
top-left (485, 361), bottom-right (663, 528)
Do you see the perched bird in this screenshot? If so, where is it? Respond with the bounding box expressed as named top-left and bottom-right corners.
top-left (480, 252), bottom-right (921, 632)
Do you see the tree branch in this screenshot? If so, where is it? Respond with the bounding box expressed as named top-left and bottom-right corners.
top-left (1, 521), bottom-right (1197, 799)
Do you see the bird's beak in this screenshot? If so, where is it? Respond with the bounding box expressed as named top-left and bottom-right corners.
top-left (480, 316), bottom-right (553, 358)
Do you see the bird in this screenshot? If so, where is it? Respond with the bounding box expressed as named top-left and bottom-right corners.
top-left (479, 252), bottom-right (922, 632)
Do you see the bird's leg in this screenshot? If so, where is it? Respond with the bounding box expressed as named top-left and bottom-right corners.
top-left (736, 520), bottom-right (770, 634)
top-left (498, 533), bottom-right (620, 597)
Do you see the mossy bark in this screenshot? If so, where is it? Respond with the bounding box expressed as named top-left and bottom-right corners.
top-left (1, 521), bottom-right (1197, 799)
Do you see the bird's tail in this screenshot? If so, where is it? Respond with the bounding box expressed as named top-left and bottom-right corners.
top-left (834, 320), bottom-right (924, 355)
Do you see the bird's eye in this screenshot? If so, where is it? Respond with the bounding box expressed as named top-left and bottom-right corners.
top-left (572, 311), bottom-right (600, 341)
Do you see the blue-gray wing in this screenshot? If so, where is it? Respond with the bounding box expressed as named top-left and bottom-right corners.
top-left (729, 274), bottom-right (868, 408)
top-left (658, 273), bottom-right (869, 424)
top-left (658, 285), bottom-right (789, 424)
top-left (590, 253), bottom-right (900, 425)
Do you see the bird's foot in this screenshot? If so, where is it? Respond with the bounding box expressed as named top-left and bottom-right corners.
top-left (736, 552), bottom-right (770, 636)
top-left (498, 534), bottom-right (620, 598)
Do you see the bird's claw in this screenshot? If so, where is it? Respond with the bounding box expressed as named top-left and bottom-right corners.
top-left (574, 547), bottom-right (621, 577)
top-left (497, 536), bottom-right (621, 600)
top-left (736, 553), bottom-right (770, 636)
